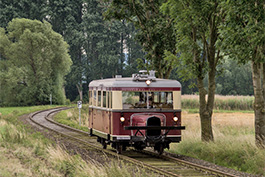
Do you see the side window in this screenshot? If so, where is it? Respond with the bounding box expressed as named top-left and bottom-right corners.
top-left (122, 92), bottom-right (139, 109)
top-left (93, 90), bottom-right (97, 106)
top-left (108, 91), bottom-right (112, 108)
top-left (103, 91), bottom-right (106, 107)
top-left (161, 92), bottom-right (166, 103)
top-left (89, 91), bottom-right (92, 105)
top-left (154, 92), bottom-right (159, 103)
top-left (98, 91), bottom-right (101, 107)
top-left (167, 92), bottom-right (173, 104)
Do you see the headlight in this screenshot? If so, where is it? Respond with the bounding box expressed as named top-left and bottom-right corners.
top-left (145, 80), bottom-right (151, 86)
top-left (173, 117), bottom-right (178, 122)
top-left (120, 117), bottom-right (125, 123)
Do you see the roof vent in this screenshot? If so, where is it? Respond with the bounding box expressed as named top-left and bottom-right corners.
top-left (149, 70), bottom-right (156, 77)
top-left (132, 70), bottom-right (156, 81)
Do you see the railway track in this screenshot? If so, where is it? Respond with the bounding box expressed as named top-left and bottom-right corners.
top-left (29, 107), bottom-right (239, 177)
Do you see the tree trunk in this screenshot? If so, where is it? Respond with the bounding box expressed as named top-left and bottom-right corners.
top-left (192, 25), bottom-right (215, 142)
top-left (252, 61), bottom-right (265, 148)
top-left (197, 76), bottom-right (214, 142)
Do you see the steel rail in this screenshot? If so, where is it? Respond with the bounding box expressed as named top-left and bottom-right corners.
top-left (29, 108), bottom-right (239, 177)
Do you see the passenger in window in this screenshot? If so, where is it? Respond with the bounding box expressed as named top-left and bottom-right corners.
top-left (148, 97), bottom-right (154, 109)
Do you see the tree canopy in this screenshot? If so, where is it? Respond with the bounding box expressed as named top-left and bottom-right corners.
top-left (220, 0), bottom-right (265, 147)
top-left (163, 0), bottom-right (224, 141)
top-left (105, 0), bottom-right (177, 78)
top-left (0, 0), bottom-right (256, 103)
top-left (0, 18), bottom-right (72, 106)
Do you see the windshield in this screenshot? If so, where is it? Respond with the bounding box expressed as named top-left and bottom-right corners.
top-left (122, 91), bottom-right (173, 109)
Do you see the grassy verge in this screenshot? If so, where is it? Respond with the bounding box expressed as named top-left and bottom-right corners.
top-left (0, 106), bottom-right (149, 177)
top-left (170, 112), bottom-right (265, 176)
top-left (53, 106), bottom-right (89, 132)
top-left (170, 137), bottom-right (265, 175)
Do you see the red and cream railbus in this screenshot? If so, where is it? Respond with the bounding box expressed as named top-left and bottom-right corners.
top-left (88, 70), bottom-right (185, 154)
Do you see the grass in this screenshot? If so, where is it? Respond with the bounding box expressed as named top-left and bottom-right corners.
top-left (184, 108), bottom-right (254, 114)
top-left (0, 105), bottom-right (60, 116)
top-left (0, 106), bottom-right (150, 177)
top-left (53, 106), bottom-right (89, 132)
top-left (170, 112), bottom-right (265, 175)
top-left (182, 94), bottom-right (254, 111)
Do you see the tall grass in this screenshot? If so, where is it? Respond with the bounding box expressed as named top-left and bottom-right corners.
top-left (170, 112), bottom-right (265, 175)
top-left (48, 145), bottom-right (148, 177)
top-left (182, 95), bottom-right (254, 110)
top-left (0, 120), bottom-right (26, 144)
top-left (0, 106), bottom-right (150, 176)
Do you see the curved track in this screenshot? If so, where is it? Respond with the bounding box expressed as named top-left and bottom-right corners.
top-left (29, 108), bottom-right (239, 177)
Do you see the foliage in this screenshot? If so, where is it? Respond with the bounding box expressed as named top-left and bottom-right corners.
top-left (220, 1), bottom-right (265, 147)
top-left (46, 0), bottom-right (144, 101)
top-left (219, 1), bottom-right (265, 64)
top-left (105, 0), bottom-right (177, 78)
top-left (215, 59), bottom-right (253, 95)
top-left (0, 18), bottom-right (72, 106)
top-left (0, 0), bottom-right (146, 102)
top-left (163, 0), bottom-right (225, 142)
top-left (0, 0), bottom-right (48, 28)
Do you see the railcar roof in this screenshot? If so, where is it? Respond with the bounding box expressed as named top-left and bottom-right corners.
top-left (89, 77), bottom-right (181, 88)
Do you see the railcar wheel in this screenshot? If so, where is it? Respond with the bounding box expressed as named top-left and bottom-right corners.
top-left (158, 144), bottom-right (164, 155)
top-left (134, 144), bottom-right (144, 151)
top-left (116, 144), bottom-right (122, 154)
top-left (101, 139), bottom-right (107, 149)
top-left (154, 144), bottom-right (164, 155)
top-left (122, 145), bottom-right (126, 151)
top-left (135, 147), bottom-right (144, 151)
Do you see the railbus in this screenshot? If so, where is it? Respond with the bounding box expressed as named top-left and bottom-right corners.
top-left (88, 70), bottom-right (185, 154)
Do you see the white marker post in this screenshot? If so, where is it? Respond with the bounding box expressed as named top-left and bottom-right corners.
top-left (77, 101), bottom-right (82, 126)
top-left (50, 94), bottom-right (52, 105)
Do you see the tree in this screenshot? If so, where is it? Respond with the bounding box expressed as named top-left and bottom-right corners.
top-left (0, 0), bottom-right (48, 28)
top-left (105, 0), bottom-right (177, 78)
top-left (220, 1), bottom-right (265, 147)
top-left (46, 0), bottom-right (144, 101)
top-left (215, 58), bottom-right (253, 95)
top-left (163, 0), bottom-right (224, 141)
top-left (0, 0), bottom-right (146, 102)
top-left (0, 18), bottom-right (72, 106)
top-left (122, 22), bottom-right (146, 77)
top-left (47, 0), bottom-right (85, 101)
